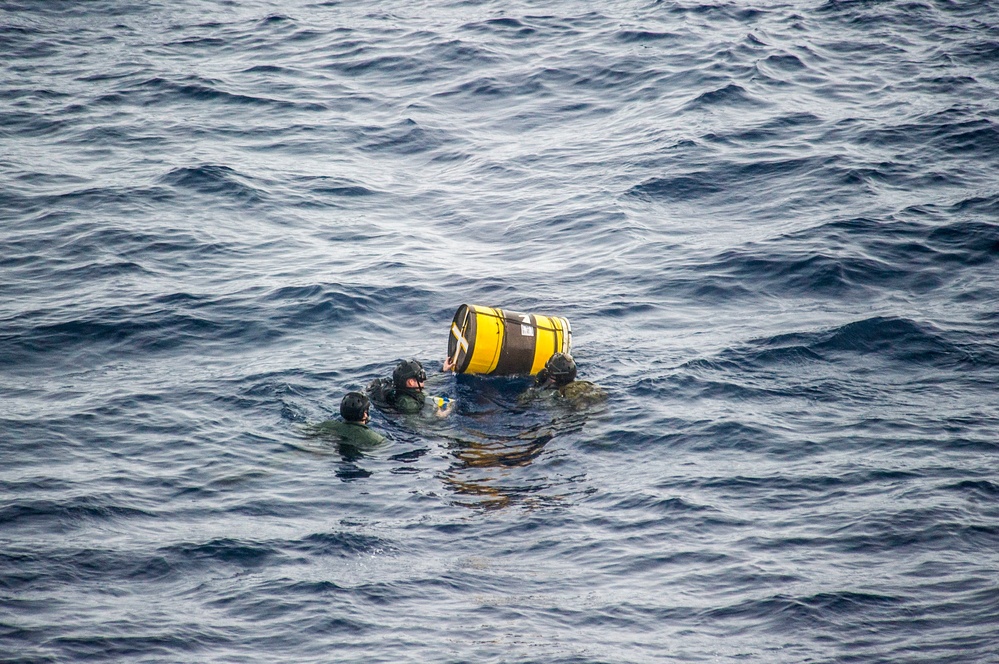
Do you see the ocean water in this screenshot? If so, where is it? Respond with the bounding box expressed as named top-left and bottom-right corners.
top-left (2, 0), bottom-right (998, 661)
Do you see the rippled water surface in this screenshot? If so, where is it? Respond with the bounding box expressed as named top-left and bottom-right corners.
top-left (3, 1), bottom-right (999, 662)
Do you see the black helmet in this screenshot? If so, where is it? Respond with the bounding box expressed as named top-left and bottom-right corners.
top-left (537, 352), bottom-right (577, 387)
top-left (393, 359), bottom-right (426, 389)
top-left (340, 391), bottom-right (370, 422)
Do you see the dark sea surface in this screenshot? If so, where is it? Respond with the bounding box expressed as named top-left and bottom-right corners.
top-left (2, 0), bottom-right (999, 661)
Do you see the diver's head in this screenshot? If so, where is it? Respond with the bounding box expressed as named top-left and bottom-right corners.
top-left (537, 352), bottom-right (577, 388)
top-left (340, 391), bottom-right (370, 423)
top-left (393, 359), bottom-right (427, 390)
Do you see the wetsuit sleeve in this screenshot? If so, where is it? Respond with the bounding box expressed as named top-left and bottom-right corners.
top-left (517, 387), bottom-right (539, 405)
top-left (394, 393), bottom-right (424, 414)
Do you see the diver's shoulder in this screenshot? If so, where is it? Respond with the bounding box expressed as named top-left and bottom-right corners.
top-left (559, 380), bottom-right (608, 407)
top-left (314, 419), bottom-right (386, 445)
top-left (312, 419), bottom-right (350, 437)
top-left (560, 380), bottom-right (605, 396)
top-left (346, 422), bottom-right (388, 445)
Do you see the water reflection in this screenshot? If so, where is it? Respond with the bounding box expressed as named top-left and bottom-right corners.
top-left (437, 375), bottom-right (598, 509)
top-left (440, 428), bottom-right (556, 510)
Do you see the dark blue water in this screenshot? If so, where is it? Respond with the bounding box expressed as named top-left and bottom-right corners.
top-left (3, 1), bottom-right (998, 661)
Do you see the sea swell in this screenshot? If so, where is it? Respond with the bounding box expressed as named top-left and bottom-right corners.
top-left (3, 0), bottom-right (999, 662)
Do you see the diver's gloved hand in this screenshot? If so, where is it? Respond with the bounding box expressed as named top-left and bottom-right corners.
top-left (535, 367), bottom-right (553, 388)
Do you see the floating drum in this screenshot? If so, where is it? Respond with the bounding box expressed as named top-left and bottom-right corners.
top-left (447, 304), bottom-right (572, 376)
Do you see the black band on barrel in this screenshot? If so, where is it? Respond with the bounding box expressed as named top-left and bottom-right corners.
top-left (493, 313), bottom-right (537, 375)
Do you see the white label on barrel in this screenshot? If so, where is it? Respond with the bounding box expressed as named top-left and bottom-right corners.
top-left (520, 315), bottom-right (533, 336)
top-left (451, 323), bottom-right (469, 350)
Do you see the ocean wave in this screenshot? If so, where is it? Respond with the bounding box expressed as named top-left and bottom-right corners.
top-left (158, 165), bottom-right (267, 204)
top-left (0, 496), bottom-right (153, 533)
top-left (3, 1), bottom-right (999, 661)
top-left (736, 317), bottom-right (971, 369)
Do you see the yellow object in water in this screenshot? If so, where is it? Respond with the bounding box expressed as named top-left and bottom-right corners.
top-left (446, 304), bottom-right (572, 376)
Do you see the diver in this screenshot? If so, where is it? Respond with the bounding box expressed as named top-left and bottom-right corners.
top-left (519, 352), bottom-right (607, 410)
top-left (311, 391), bottom-right (387, 447)
top-left (368, 359), bottom-right (454, 417)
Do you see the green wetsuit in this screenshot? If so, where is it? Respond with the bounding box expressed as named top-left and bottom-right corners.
top-left (368, 378), bottom-right (448, 417)
top-left (520, 380), bottom-right (608, 410)
top-left (313, 419), bottom-right (387, 447)
top-left (390, 388), bottom-right (426, 415)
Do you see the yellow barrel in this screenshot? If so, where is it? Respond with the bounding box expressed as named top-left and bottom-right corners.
top-left (447, 304), bottom-right (572, 376)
